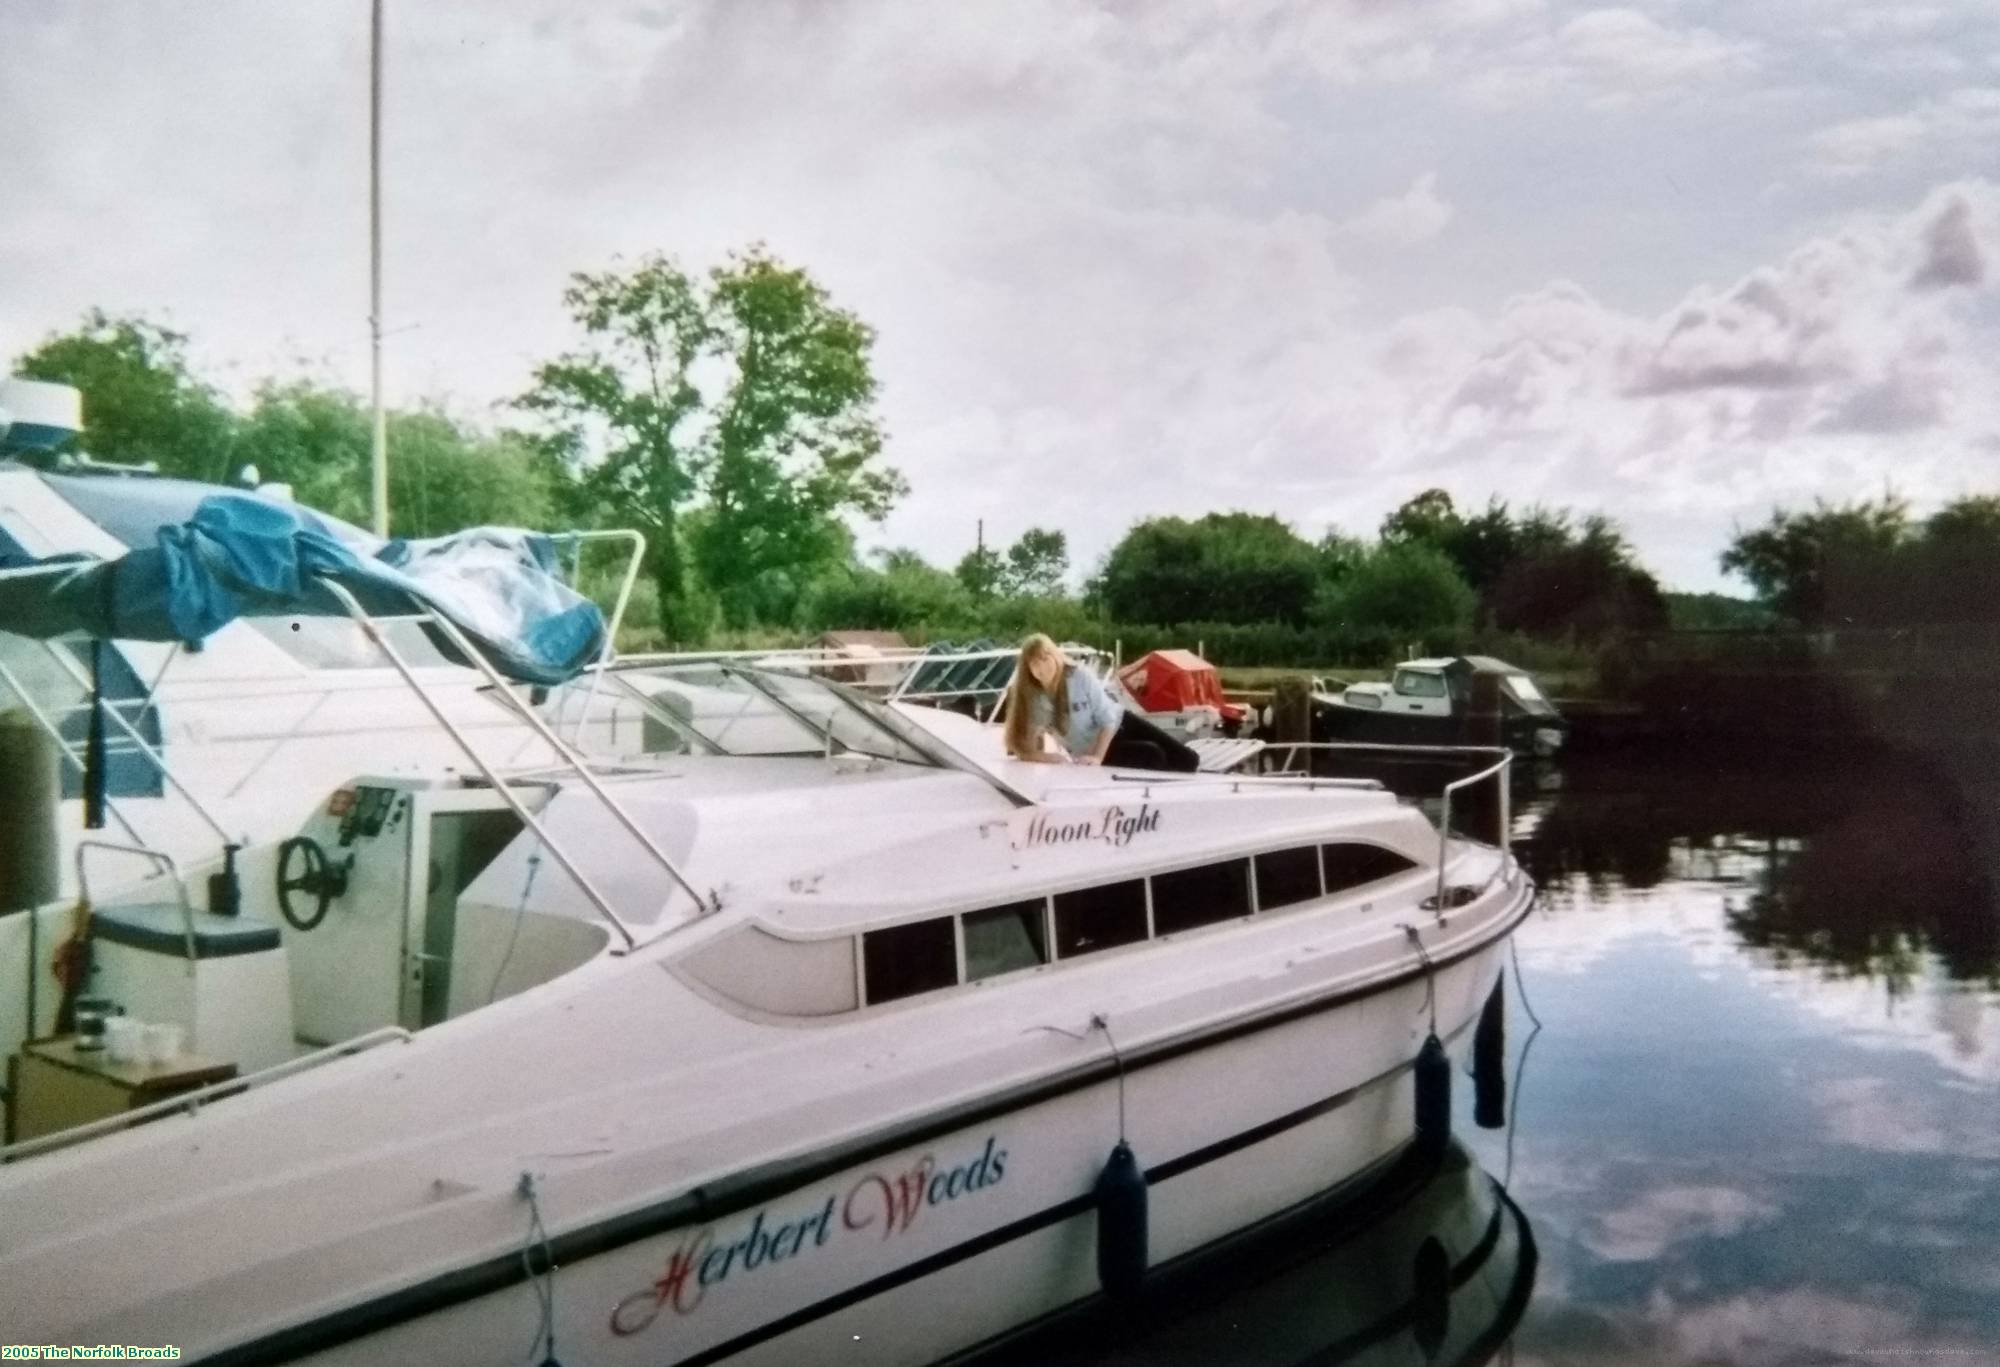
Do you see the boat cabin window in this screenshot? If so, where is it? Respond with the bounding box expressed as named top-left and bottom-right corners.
top-left (681, 927), bottom-right (860, 1016)
top-left (1254, 846), bottom-right (1323, 911)
top-left (863, 918), bottom-right (959, 1005)
top-left (964, 899), bottom-right (1050, 979)
top-left (1054, 880), bottom-right (1148, 959)
top-left (1151, 858), bottom-right (1251, 935)
top-left (1504, 674), bottom-right (1545, 704)
top-left (1392, 669), bottom-right (1447, 698)
top-left (1322, 843), bottom-right (1419, 893)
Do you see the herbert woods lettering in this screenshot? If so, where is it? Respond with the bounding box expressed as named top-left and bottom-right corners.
top-left (612, 1134), bottom-right (1010, 1337)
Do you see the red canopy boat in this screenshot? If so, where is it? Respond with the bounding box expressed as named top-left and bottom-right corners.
top-left (1117, 649), bottom-right (1247, 723)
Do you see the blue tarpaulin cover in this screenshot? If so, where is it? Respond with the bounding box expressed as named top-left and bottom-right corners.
top-left (0, 491), bottom-right (606, 685)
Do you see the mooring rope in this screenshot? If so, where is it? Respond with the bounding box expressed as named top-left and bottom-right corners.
top-left (1403, 924), bottom-right (1440, 1036)
top-left (487, 847), bottom-right (545, 1006)
top-left (518, 1171), bottom-right (561, 1366)
top-left (1092, 1013), bottom-right (1130, 1143)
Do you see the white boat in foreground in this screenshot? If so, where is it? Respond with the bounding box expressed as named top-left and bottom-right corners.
top-left (0, 492), bottom-right (1529, 1366)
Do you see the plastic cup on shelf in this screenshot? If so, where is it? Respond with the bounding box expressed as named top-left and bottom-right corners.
top-left (144, 1022), bottom-right (184, 1065)
top-left (105, 1016), bottom-right (144, 1064)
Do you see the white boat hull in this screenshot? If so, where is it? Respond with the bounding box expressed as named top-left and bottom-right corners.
top-left (247, 933), bottom-right (1513, 1367)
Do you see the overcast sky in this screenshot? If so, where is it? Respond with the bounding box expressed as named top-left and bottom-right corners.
top-left (6, 1), bottom-right (1999, 591)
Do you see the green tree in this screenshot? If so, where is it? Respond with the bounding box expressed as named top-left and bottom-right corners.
top-left (12, 311), bottom-right (238, 481)
top-left (1379, 488), bottom-right (1461, 548)
top-left (1001, 527), bottom-right (1069, 597)
top-left (517, 256), bottom-right (711, 634)
top-left (519, 249), bottom-right (904, 634)
top-left (955, 544), bottom-right (1004, 600)
top-left (696, 249), bottom-right (905, 628)
top-left (1489, 544), bottom-right (1667, 636)
top-left (1095, 513), bottom-right (1321, 624)
top-left (1721, 497), bottom-right (1911, 626)
top-left (236, 381), bottom-right (554, 536)
top-left (1312, 541), bottom-right (1476, 636)
top-left (807, 548), bottom-right (969, 631)
top-left (1665, 592), bottom-right (1776, 631)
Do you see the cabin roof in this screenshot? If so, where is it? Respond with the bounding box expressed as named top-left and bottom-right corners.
top-left (1400, 655), bottom-right (1528, 675)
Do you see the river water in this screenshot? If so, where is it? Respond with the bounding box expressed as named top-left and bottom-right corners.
top-left (1477, 751), bottom-right (2000, 1366)
top-left (1014, 750), bottom-right (2000, 1367)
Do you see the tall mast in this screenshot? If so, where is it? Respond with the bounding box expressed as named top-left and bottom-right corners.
top-left (368, 0), bottom-right (389, 536)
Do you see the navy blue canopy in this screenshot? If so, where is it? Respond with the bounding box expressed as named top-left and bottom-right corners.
top-left (0, 490), bottom-right (607, 686)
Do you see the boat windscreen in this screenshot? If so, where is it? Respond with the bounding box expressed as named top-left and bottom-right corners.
top-left (619, 663), bottom-right (1032, 804)
top-left (1503, 675), bottom-right (1557, 712)
top-left (730, 666), bottom-right (963, 769)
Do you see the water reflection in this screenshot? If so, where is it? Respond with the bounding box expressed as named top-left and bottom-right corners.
top-left (977, 1141), bottom-right (1537, 1367)
top-left (1010, 749), bottom-right (2000, 1367)
top-left (1517, 755), bottom-right (1998, 986)
top-left (1470, 749), bottom-right (2000, 1366)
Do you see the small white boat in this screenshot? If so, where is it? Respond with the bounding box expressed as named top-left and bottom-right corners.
top-left (1319, 657), bottom-right (1570, 759)
top-left (0, 479), bottom-right (1530, 1366)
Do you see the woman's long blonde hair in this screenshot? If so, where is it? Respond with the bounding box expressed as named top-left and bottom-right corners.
top-left (1004, 633), bottom-right (1069, 758)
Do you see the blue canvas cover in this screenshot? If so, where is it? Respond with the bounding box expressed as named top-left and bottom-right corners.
top-left (0, 491), bottom-right (606, 686)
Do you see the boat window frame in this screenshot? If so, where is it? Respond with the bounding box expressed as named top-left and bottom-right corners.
top-left (1392, 668), bottom-right (1448, 698)
top-left (859, 914), bottom-right (961, 1007)
top-left (960, 896), bottom-right (1054, 983)
top-left (1149, 856), bottom-right (1254, 936)
top-left (1251, 844), bottom-right (1326, 913)
top-left (823, 837), bottom-right (1431, 1017)
top-left (1051, 877), bottom-right (1151, 961)
top-left (1321, 840), bottom-right (1422, 895)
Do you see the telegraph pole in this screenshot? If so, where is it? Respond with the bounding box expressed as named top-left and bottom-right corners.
top-left (368, 0), bottom-right (389, 536)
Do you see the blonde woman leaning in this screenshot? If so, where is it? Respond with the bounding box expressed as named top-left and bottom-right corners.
top-left (1002, 634), bottom-right (1131, 766)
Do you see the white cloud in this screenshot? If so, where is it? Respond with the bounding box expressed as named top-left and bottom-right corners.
top-left (4, 3), bottom-right (1998, 594)
top-left (1341, 173), bottom-right (1455, 246)
top-left (1808, 87), bottom-right (2000, 179)
top-left (1583, 1183), bottom-right (1780, 1262)
top-left (1467, 6), bottom-right (1757, 109)
top-left (1310, 182), bottom-right (2000, 586)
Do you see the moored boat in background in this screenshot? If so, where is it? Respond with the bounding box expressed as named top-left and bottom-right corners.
top-left (1318, 656), bottom-right (1568, 758)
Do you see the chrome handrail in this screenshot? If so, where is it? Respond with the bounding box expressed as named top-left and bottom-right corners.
top-left (75, 839), bottom-right (197, 964)
top-left (1436, 754), bottom-right (1513, 914)
top-left (416, 601), bottom-right (708, 917)
top-left (555, 528), bottom-right (645, 745)
top-left (0, 1027), bottom-right (412, 1163)
top-left (40, 641), bottom-right (236, 846)
top-left (0, 656), bottom-right (144, 845)
top-left (1260, 740), bottom-right (1512, 771)
top-left (317, 580), bottom-right (645, 950)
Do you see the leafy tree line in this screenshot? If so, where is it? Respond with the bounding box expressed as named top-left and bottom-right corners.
top-left (1088, 493), bottom-right (1668, 641)
top-left (12, 249), bottom-right (907, 641)
top-left (47, 276), bottom-right (1970, 663)
top-left (1722, 494), bottom-right (2000, 629)
top-left (5, 307), bottom-right (1690, 657)
top-left (13, 312), bottom-right (554, 537)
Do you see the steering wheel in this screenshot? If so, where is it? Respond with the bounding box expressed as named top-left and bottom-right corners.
top-left (276, 836), bottom-right (350, 931)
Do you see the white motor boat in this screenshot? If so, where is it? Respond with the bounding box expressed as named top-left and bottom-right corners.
top-left (0, 429), bottom-right (644, 901)
top-left (0, 489), bottom-right (1531, 1366)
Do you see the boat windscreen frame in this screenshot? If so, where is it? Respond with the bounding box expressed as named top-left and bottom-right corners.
top-left (726, 664), bottom-right (1034, 809)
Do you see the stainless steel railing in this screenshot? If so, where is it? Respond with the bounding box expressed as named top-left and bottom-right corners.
top-left (0, 1027), bottom-right (412, 1164)
top-left (74, 839), bottom-right (197, 964)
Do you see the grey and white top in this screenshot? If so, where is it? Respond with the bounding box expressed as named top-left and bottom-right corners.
top-left (1028, 665), bottom-right (1123, 756)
